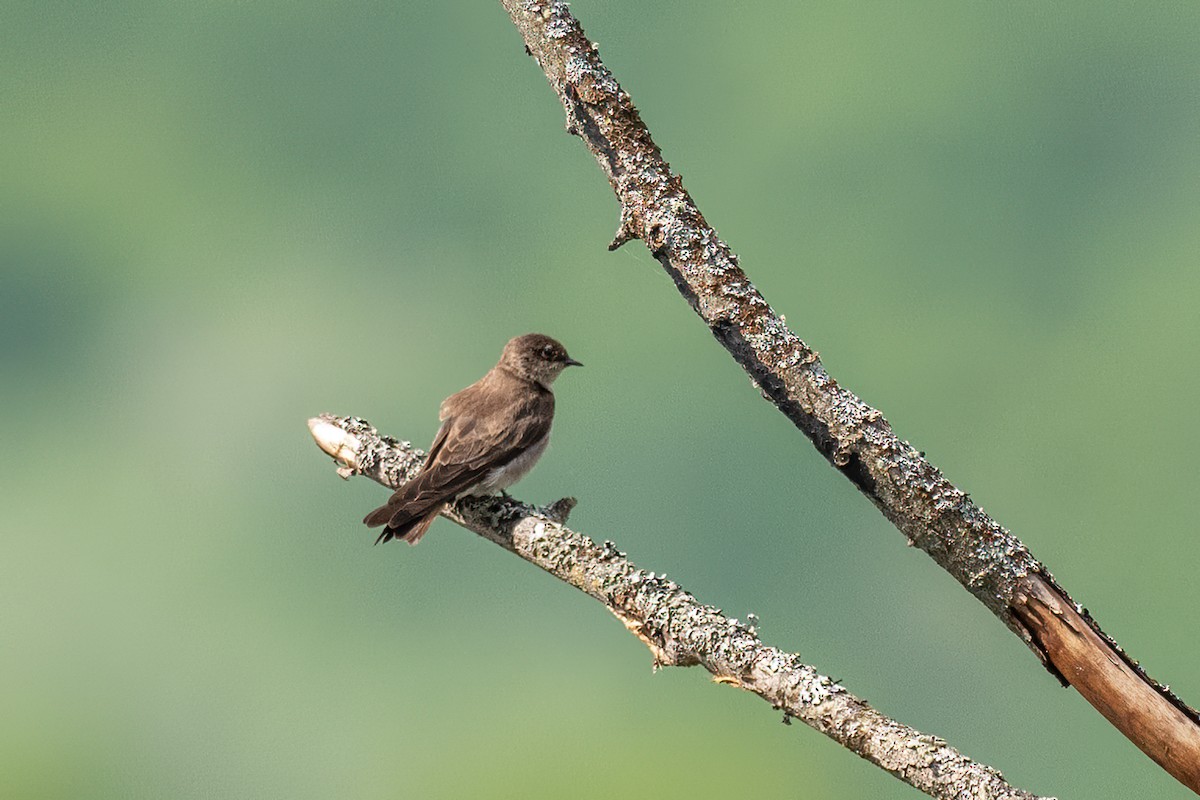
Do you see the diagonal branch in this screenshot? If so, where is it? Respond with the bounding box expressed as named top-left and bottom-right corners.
top-left (498, 0), bottom-right (1200, 792)
top-left (309, 414), bottom-right (1052, 800)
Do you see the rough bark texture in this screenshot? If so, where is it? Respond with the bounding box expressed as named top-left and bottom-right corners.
top-left (498, 0), bottom-right (1200, 792)
top-left (309, 414), bottom-right (1051, 800)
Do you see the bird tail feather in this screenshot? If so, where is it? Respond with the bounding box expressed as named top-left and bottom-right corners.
top-left (362, 504), bottom-right (394, 527)
top-left (367, 503), bottom-right (443, 546)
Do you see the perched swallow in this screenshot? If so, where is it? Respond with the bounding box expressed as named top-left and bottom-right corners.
top-left (363, 333), bottom-right (582, 544)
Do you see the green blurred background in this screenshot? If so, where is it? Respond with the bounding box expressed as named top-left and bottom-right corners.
top-left (4, 2), bottom-right (1199, 797)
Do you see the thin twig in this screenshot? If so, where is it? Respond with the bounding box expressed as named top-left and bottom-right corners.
top-left (497, 0), bottom-right (1200, 792)
top-left (309, 414), bottom-right (1052, 800)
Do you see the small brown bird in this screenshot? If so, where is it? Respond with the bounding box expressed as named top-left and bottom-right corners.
top-left (363, 333), bottom-right (582, 545)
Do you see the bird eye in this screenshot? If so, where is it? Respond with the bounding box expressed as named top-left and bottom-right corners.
top-left (540, 344), bottom-right (556, 360)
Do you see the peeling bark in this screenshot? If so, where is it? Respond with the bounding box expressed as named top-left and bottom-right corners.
top-left (309, 414), bottom-right (1052, 800)
top-left (497, 0), bottom-right (1200, 792)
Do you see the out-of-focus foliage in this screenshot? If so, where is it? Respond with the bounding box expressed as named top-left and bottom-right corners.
top-left (3, 2), bottom-right (1199, 798)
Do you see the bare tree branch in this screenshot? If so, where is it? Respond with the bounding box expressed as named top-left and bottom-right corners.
top-left (309, 414), bottom-right (1052, 800)
top-left (498, 0), bottom-right (1200, 792)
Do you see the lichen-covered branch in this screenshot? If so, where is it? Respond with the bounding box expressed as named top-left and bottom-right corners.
top-left (498, 1), bottom-right (1200, 792)
top-left (309, 414), bottom-right (1051, 800)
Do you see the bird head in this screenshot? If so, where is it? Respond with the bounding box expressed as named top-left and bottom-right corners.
top-left (501, 333), bottom-right (583, 387)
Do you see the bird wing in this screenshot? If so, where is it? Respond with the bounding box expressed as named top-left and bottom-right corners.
top-left (402, 391), bottom-right (552, 503)
top-left (363, 383), bottom-right (553, 529)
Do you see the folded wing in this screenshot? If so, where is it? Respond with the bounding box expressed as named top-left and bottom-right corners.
top-left (363, 381), bottom-right (553, 544)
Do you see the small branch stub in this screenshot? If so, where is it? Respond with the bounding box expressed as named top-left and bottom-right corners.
top-left (608, 206), bottom-right (639, 251)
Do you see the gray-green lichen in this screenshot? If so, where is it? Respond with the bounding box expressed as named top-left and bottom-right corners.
top-left (502, 0), bottom-right (1053, 656)
top-left (496, 0), bottom-right (1200, 779)
top-left (310, 412), bottom-right (1050, 800)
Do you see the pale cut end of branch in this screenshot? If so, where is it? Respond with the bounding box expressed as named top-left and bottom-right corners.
top-left (1014, 575), bottom-right (1200, 790)
top-left (308, 415), bottom-right (362, 478)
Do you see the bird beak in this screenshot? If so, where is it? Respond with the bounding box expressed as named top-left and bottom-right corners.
top-left (564, 357), bottom-right (584, 367)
